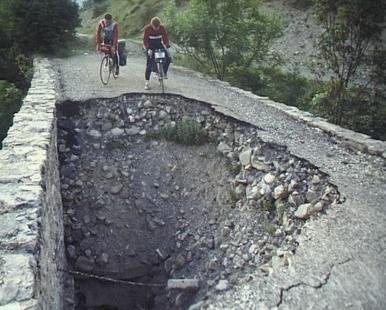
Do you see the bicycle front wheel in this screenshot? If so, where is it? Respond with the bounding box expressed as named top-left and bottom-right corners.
top-left (100, 55), bottom-right (111, 85)
top-left (157, 62), bottom-right (165, 94)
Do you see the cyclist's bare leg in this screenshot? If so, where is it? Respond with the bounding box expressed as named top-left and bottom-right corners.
top-left (145, 53), bottom-right (155, 89)
top-left (112, 50), bottom-right (119, 75)
top-left (163, 54), bottom-right (171, 78)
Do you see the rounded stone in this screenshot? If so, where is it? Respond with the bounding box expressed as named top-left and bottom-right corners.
top-left (264, 173), bottom-right (276, 184)
top-left (215, 279), bottom-right (229, 291)
top-left (75, 256), bottom-right (95, 272)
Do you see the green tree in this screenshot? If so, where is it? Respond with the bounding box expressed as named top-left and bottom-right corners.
top-left (165, 0), bottom-right (283, 80)
top-left (9, 0), bottom-right (81, 53)
top-left (314, 0), bottom-right (386, 125)
top-left (0, 0), bottom-right (80, 146)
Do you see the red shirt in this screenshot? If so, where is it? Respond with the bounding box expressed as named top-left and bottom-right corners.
top-left (96, 19), bottom-right (119, 48)
top-left (143, 24), bottom-right (170, 50)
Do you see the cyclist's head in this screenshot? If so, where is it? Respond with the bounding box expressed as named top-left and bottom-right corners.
top-left (151, 17), bottom-right (161, 30)
top-left (104, 14), bottom-right (113, 25)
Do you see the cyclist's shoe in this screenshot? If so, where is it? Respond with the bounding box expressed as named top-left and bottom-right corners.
top-left (115, 66), bottom-right (119, 75)
top-left (145, 81), bottom-right (150, 90)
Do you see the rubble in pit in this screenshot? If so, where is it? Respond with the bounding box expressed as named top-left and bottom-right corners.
top-left (57, 94), bottom-right (339, 309)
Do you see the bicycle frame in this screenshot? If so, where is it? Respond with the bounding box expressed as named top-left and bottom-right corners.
top-left (99, 44), bottom-right (119, 85)
top-left (154, 49), bottom-right (166, 93)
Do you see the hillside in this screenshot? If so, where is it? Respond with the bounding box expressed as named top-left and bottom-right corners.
top-left (79, 0), bottom-right (168, 38)
top-left (79, 0), bottom-right (321, 65)
top-left (78, 0), bottom-right (386, 141)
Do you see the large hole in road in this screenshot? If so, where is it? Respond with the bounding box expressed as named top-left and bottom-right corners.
top-left (57, 94), bottom-right (339, 309)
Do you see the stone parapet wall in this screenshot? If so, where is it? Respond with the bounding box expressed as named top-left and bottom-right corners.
top-left (173, 65), bottom-right (386, 159)
top-left (0, 59), bottom-right (65, 309)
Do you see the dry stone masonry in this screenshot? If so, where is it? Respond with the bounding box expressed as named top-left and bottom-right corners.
top-left (0, 59), bottom-right (66, 309)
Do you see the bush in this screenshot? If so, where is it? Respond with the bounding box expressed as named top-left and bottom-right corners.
top-left (0, 47), bottom-right (32, 88)
top-left (147, 119), bottom-right (208, 145)
top-left (314, 0), bottom-right (385, 125)
top-left (10, 0), bottom-right (81, 53)
top-left (263, 222), bottom-right (276, 236)
top-left (165, 0), bottom-right (284, 80)
top-left (225, 158), bottom-right (241, 177)
top-left (0, 81), bottom-right (23, 147)
top-left (312, 83), bottom-right (386, 140)
top-left (258, 67), bottom-right (317, 110)
top-left (227, 65), bottom-right (317, 110)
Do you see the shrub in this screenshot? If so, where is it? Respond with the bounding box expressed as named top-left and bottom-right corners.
top-left (0, 47), bottom-right (32, 87)
top-left (258, 66), bottom-right (317, 110)
top-left (228, 189), bottom-right (239, 206)
top-left (10, 0), bottom-right (81, 53)
top-left (0, 81), bottom-right (23, 147)
top-left (147, 119), bottom-right (208, 146)
top-left (263, 223), bottom-right (276, 236)
top-left (225, 158), bottom-right (242, 177)
top-left (314, 0), bottom-right (385, 125)
top-left (165, 0), bottom-right (284, 80)
top-left (311, 82), bottom-right (386, 140)
top-left (227, 65), bottom-right (318, 110)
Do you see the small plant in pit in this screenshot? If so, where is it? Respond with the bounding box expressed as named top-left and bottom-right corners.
top-left (225, 157), bottom-right (241, 177)
top-left (228, 189), bottom-right (239, 206)
top-left (263, 222), bottom-right (276, 236)
top-left (275, 202), bottom-right (285, 221)
top-left (147, 119), bottom-right (208, 145)
top-left (259, 196), bottom-right (275, 213)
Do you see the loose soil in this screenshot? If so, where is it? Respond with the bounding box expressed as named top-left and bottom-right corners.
top-left (58, 94), bottom-right (337, 309)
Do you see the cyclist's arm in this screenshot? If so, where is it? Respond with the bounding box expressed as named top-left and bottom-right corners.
top-left (96, 22), bottom-right (103, 44)
top-left (161, 26), bottom-right (170, 49)
top-left (113, 23), bottom-right (119, 49)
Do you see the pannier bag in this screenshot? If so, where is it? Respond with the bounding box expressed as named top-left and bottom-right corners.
top-left (118, 40), bottom-right (126, 53)
top-left (119, 52), bottom-right (127, 66)
top-left (118, 39), bottom-right (127, 66)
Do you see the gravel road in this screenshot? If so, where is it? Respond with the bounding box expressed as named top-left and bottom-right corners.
top-left (52, 52), bottom-right (386, 310)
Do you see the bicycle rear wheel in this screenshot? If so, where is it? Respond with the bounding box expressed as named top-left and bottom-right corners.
top-left (100, 55), bottom-right (111, 85)
top-left (157, 62), bottom-right (165, 93)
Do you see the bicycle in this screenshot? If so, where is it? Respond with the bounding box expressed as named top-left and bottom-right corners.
top-left (99, 44), bottom-right (119, 85)
top-left (154, 49), bottom-right (166, 93)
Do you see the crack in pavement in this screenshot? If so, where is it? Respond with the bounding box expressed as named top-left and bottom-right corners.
top-left (54, 55), bottom-right (386, 309)
top-left (276, 258), bottom-right (352, 307)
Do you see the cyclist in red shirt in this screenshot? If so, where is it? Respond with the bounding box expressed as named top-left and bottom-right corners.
top-left (96, 14), bottom-right (120, 75)
top-left (143, 17), bottom-right (172, 90)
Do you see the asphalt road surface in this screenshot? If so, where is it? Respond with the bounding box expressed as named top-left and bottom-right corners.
top-left (53, 52), bottom-right (386, 310)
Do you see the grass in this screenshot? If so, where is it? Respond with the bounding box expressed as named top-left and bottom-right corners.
top-left (225, 158), bottom-right (241, 177)
top-left (228, 189), bottom-right (239, 206)
top-left (275, 202), bottom-right (285, 220)
top-left (263, 223), bottom-right (276, 236)
top-left (260, 196), bottom-right (275, 212)
top-left (147, 119), bottom-right (208, 146)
